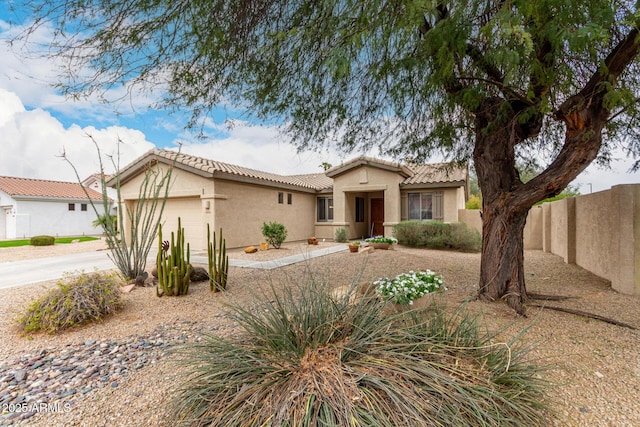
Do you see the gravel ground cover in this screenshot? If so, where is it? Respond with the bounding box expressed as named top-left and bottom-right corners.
top-left (0, 240), bottom-right (639, 426)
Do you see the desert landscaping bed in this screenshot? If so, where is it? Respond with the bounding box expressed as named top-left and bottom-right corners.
top-left (0, 240), bottom-right (639, 426)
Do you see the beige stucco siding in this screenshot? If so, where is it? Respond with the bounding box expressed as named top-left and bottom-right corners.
top-left (331, 166), bottom-right (404, 239)
top-left (213, 179), bottom-right (316, 249)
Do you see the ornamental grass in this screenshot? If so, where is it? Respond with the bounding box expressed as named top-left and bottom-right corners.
top-left (170, 275), bottom-right (551, 426)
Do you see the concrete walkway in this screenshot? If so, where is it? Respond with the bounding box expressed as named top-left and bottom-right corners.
top-left (192, 244), bottom-right (347, 270)
top-left (1, 245), bottom-right (348, 289)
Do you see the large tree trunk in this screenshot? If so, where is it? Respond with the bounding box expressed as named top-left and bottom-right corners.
top-left (473, 98), bottom-right (535, 315)
top-left (477, 198), bottom-right (529, 315)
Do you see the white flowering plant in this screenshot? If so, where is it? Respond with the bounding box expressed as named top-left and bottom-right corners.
top-left (373, 269), bottom-right (445, 305)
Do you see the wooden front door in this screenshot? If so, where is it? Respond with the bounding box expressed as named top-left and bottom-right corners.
top-left (371, 198), bottom-right (384, 236)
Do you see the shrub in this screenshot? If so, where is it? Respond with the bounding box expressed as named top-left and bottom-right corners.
top-left (30, 235), bottom-right (55, 246)
top-left (374, 269), bottom-right (446, 305)
top-left (466, 194), bottom-right (483, 210)
top-left (261, 221), bottom-right (287, 249)
top-left (170, 278), bottom-right (550, 426)
top-left (393, 221), bottom-right (481, 252)
top-left (18, 271), bottom-right (123, 333)
top-left (334, 227), bottom-right (348, 243)
top-left (364, 235), bottom-right (398, 244)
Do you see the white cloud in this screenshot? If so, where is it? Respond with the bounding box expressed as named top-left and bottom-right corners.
top-left (178, 122), bottom-right (350, 175)
top-left (0, 88), bottom-right (155, 182)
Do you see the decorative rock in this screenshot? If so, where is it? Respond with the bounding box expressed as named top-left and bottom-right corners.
top-left (259, 242), bottom-right (269, 251)
top-left (14, 370), bottom-right (27, 382)
top-left (189, 266), bottom-right (209, 282)
top-left (244, 246), bottom-right (258, 253)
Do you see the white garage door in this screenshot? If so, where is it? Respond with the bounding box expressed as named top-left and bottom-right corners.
top-left (158, 198), bottom-right (205, 251)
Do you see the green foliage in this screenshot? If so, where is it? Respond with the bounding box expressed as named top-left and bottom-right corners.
top-left (536, 185), bottom-right (581, 205)
top-left (0, 237), bottom-right (99, 248)
top-left (334, 227), bottom-right (348, 243)
top-left (30, 235), bottom-right (55, 246)
top-left (92, 214), bottom-right (117, 230)
top-left (156, 218), bottom-right (191, 297)
top-left (261, 221), bottom-right (287, 249)
top-left (207, 224), bottom-right (228, 292)
top-left (466, 194), bottom-right (483, 210)
top-left (18, 271), bottom-right (123, 333)
top-left (393, 221), bottom-right (482, 252)
top-left (169, 278), bottom-right (550, 426)
top-left (374, 269), bottom-right (446, 305)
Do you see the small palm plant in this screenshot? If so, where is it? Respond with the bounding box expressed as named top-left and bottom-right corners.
top-left (169, 275), bottom-right (550, 426)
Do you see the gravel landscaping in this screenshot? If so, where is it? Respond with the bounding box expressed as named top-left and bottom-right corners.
top-left (0, 240), bottom-right (639, 426)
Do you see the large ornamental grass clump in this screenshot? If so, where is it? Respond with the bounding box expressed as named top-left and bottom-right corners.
top-left (170, 275), bottom-right (550, 426)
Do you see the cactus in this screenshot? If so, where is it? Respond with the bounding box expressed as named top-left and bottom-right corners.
top-left (156, 217), bottom-right (191, 297)
top-left (207, 224), bottom-right (229, 292)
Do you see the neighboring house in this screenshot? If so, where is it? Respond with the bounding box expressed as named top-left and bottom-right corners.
top-left (82, 173), bottom-right (117, 201)
top-left (114, 150), bottom-right (468, 250)
top-left (0, 176), bottom-right (109, 240)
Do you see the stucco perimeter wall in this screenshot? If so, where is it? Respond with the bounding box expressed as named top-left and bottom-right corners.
top-left (214, 180), bottom-right (316, 249)
top-left (457, 208), bottom-right (542, 250)
top-left (458, 184), bottom-right (640, 295)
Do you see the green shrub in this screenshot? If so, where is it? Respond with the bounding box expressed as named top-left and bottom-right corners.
top-left (466, 194), bottom-right (483, 210)
top-left (393, 221), bottom-right (481, 252)
top-left (334, 227), bottom-right (348, 243)
top-left (170, 278), bottom-right (550, 426)
top-left (18, 271), bottom-right (124, 333)
top-left (30, 235), bottom-right (55, 246)
top-left (261, 221), bottom-right (288, 249)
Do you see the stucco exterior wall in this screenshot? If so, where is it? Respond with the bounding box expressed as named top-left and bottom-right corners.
top-left (214, 180), bottom-right (316, 249)
top-left (331, 165), bottom-right (404, 239)
top-left (459, 185), bottom-right (640, 296)
top-left (5, 199), bottom-right (105, 238)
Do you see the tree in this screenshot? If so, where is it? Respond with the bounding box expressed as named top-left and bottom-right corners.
top-left (17, 1), bottom-right (640, 314)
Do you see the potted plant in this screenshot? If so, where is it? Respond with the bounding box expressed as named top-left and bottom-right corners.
top-left (348, 241), bottom-right (361, 253)
top-left (373, 269), bottom-right (445, 311)
top-left (364, 235), bottom-right (398, 250)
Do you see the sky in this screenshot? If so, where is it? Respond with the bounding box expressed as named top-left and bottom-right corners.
top-left (0, 13), bottom-right (638, 193)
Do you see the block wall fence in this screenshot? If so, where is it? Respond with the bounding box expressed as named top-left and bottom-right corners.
top-left (458, 184), bottom-right (640, 296)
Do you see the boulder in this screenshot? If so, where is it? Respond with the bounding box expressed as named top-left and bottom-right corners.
top-left (190, 266), bottom-right (210, 282)
top-left (245, 246), bottom-right (258, 253)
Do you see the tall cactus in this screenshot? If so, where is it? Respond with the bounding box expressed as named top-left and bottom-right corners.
top-left (156, 217), bottom-right (191, 297)
top-left (207, 224), bottom-right (229, 292)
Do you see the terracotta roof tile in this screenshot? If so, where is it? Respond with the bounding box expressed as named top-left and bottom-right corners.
top-left (402, 163), bottom-right (467, 185)
top-left (0, 176), bottom-right (105, 200)
top-left (117, 149), bottom-right (465, 192)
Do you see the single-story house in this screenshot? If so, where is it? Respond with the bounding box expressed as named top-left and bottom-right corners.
top-left (114, 149), bottom-right (468, 250)
top-left (0, 176), bottom-right (109, 240)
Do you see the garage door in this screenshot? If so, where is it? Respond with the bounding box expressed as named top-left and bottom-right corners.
top-left (159, 198), bottom-right (205, 251)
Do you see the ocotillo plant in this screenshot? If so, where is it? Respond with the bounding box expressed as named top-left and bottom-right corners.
top-left (207, 224), bottom-right (229, 292)
top-left (156, 217), bottom-right (191, 297)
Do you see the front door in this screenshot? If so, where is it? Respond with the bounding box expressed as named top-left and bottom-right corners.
top-left (371, 198), bottom-right (384, 236)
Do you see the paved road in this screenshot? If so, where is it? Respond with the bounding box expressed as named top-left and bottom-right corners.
top-left (0, 245), bottom-right (348, 290)
top-left (0, 251), bottom-right (119, 290)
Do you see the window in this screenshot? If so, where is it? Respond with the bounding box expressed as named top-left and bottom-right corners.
top-left (317, 197), bottom-right (334, 222)
top-left (287, 193), bottom-right (292, 205)
top-left (81, 203), bottom-right (87, 211)
top-left (355, 197), bottom-right (365, 222)
top-left (68, 203), bottom-right (75, 211)
top-left (278, 192), bottom-right (284, 204)
top-left (404, 192), bottom-right (443, 222)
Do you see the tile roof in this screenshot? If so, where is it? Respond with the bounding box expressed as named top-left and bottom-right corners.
top-left (118, 149), bottom-right (465, 192)
top-left (125, 149), bottom-right (330, 191)
top-left (402, 163), bottom-right (467, 185)
top-left (0, 176), bottom-right (105, 200)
